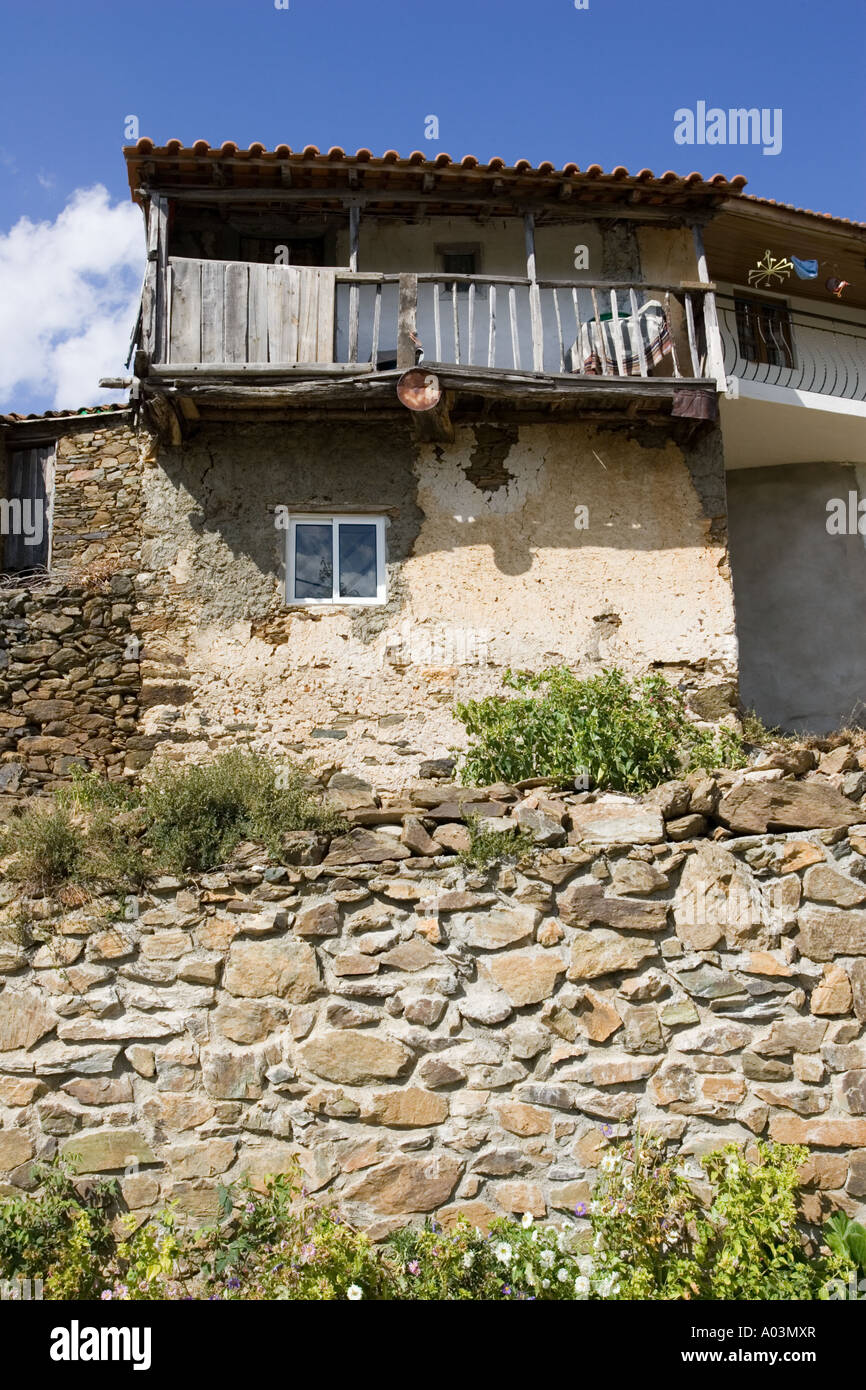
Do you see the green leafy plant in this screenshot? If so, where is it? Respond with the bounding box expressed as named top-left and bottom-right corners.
top-left (458, 816), bottom-right (535, 869)
top-left (590, 1135), bottom-right (845, 1301)
top-left (0, 1158), bottom-right (118, 1300)
top-left (455, 666), bottom-right (745, 793)
top-left (1, 804), bottom-right (87, 892)
top-left (141, 750), bottom-right (345, 873)
top-left (388, 1215), bottom-right (589, 1300)
top-left (824, 1212), bottom-right (866, 1275)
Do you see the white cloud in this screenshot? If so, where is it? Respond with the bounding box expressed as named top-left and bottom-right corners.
top-left (0, 185), bottom-right (143, 412)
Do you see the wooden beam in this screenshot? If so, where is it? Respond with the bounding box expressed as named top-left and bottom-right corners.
top-left (409, 391), bottom-right (454, 444)
top-left (397, 274), bottom-right (418, 369)
top-left (524, 212), bottom-right (544, 372)
top-left (692, 223), bottom-right (727, 390)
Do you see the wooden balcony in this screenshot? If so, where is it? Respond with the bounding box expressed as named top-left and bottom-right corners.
top-left (134, 256), bottom-right (725, 435)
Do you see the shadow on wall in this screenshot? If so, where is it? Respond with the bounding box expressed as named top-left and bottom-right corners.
top-left (727, 461), bottom-right (866, 734)
top-left (148, 417), bottom-right (725, 614)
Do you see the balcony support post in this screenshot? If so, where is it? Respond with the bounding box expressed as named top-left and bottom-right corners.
top-left (524, 212), bottom-right (544, 372)
top-left (692, 223), bottom-right (727, 392)
top-left (348, 203), bottom-right (361, 363)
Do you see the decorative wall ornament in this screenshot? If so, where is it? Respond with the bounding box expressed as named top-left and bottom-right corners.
top-left (826, 276), bottom-right (851, 299)
top-left (748, 249), bottom-right (794, 288)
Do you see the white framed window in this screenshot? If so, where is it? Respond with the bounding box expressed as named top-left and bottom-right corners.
top-left (286, 514), bottom-right (387, 606)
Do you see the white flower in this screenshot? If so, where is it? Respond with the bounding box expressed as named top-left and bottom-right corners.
top-left (539, 1249), bottom-right (555, 1269)
top-left (542, 1279), bottom-right (550, 1289)
top-left (494, 1242), bottom-right (513, 1265)
top-left (462, 1253), bottom-right (474, 1270)
top-left (574, 1275), bottom-right (590, 1298)
top-left (600, 1155), bottom-right (618, 1173)
top-left (347, 1285), bottom-right (363, 1301)
top-left (521, 1211), bottom-right (534, 1229)
top-left (557, 1268), bottom-right (568, 1283)
top-left (593, 1232), bottom-right (604, 1250)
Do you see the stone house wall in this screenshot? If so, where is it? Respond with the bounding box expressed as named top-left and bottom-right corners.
top-left (1, 822), bottom-right (864, 1234)
top-left (134, 416), bottom-right (737, 788)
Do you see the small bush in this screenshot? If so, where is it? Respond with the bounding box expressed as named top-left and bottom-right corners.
top-left (2, 804), bottom-right (87, 891)
top-left (141, 750), bottom-right (344, 874)
top-left (459, 816), bottom-right (535, 870)
top-left (455, 666), bottom-right (745, 793)
top-left (590, 1134), bottom-right (848, 1301)
top-left (0, 1159), bottom-right (118, 1300)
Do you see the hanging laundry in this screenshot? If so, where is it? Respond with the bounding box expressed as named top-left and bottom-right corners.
top-left (826, 277), bottom-right (851, 298)
top-left (791, 256), bottom-right (819, 279)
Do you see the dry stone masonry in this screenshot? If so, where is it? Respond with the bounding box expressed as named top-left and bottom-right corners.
top-left (2, 760), bottom-right (866, 1235)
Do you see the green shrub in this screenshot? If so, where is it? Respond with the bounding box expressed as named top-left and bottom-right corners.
top-left (455, 666), bottom-right (745, 793)
top-left (459, 816), bottom-right (535, 870)
top-left (141, 750), bottom-right (344, 874)
top-left (590, 1134), bottom-right (847, 1301)
top-left (825, 1212), bottom-right (866, 1276)
top-left (0, 1159), bottom-right (118, 1300)
top-left (2, 804), bottom-right (87, 891)
top-left (1, 1145), bottom-right (854, 1301)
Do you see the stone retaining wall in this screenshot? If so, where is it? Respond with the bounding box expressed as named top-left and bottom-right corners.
top-left (0, 577), bottom-right (141, 799)
top-left (1, 823), bottom-right (865, 1235)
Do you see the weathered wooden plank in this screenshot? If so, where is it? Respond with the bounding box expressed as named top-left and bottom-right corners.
top-left (397, 273), bottom-right (418, 369)
top-left (552, 289), bottom-right (565, 375)
top-left (609, 291), bottom-right (627, 375)
top-left (297, 268), bottom-right (320, 362)
top-left (571, 287), bottom-right (582, 373)
top-left (509, 285), bottom-right (521, 371)
top-left (247, 263), bottom-right (269, 363)
top-left (266, 265), bottom-right (297, 363)
top-left (370, 282), bottom-right (382, 367)
top-left (224, 262), bottom-right (250, 363)
top-left (433, 283), bottom-right (442, 361)
top-left (683, 291), bottom-right (701, 377)
top-left (452, 281), bottom-right (460, 365)
top-left (348, 206), bottom-right (360, 365)
top-left (590, 288), bottom-right (610, 376)
top-left (525, 213), bottom-right (544, 372)
top-left (665, 292), bottom-right (682, 379)
top-left (200, 260), bottom-right (226, 363)
top-left (629, 287), bottom-right (649, 378)
top-left (140, 205), bottom-right (160, 359)
top-left (316, 269), bottom-right (336, 363)
top-left (170, 257), bottom-right (203, 364)
top-left (468, 282), bottom-right (475, 367)
top-left (692, 224), bottom-right (727, 388)
top-left (153, 196), bottom-right (170, 364)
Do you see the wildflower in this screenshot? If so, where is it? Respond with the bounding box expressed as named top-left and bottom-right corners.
top-left (407, 1261), bottom-right (421, 1276)
top-left (246, 1203), bottom-right (256, 1214)
top-left (100, 1290), bottom-right (113, 1301)
top-left (542, 1279), bottom-right (550, 1290)
top-left (462, 1253), bottom-right (474, 1270)
top-left (347, 1285), bottom-right (363, 1301)
top-left (574, 1203), bottom-right (588, 1217)
top-left (521, 1212), bottom-right (534, 1230)
top-left (600, 1155), bottom-right (617, 1173)
top-left (226, 1277), bottom-right (241, 1290)
top-left (574, 1275), bottom-right (590, 1298)
top-left (539, 1249), bottom-right (555, 1269)
top-left (557, 1268), bottom-right (568, 1283)
top-left (494, 1242), bottom-right (513, 1265)
top-left (601, 1124), bottom-right (613, 1137)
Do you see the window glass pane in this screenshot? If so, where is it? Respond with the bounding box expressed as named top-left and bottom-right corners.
top-left (294, 523), bottom-right (333, 599)
top-left (338, 523), bottom-right (378, 599)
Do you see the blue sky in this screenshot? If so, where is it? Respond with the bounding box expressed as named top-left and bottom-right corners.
top-left (1, 0), bottom-right (863, 412)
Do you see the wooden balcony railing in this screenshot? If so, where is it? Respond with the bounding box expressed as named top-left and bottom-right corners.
top-left (146, 257), bottom-right (722, 384)
top-left (718, 295), bottom-right (866, 402)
